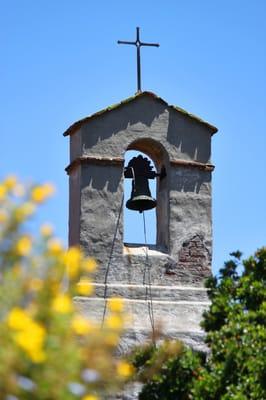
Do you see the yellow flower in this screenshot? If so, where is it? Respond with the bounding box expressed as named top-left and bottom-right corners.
top-left (14, 321), bottom-right (46, 363)
top-left (50, 280), bottom-right (60, 294)
top-left (14, 202), bottom-right (36, 221)
top-left (0, 184), bottom-right (7, 200)
top-left (82, 258), bottom-right (97, 273)
top-left (13, 264), bottom-right (22, 276)
top-left (107, 297), bottom-right (124, 313)
top-left (4, 175), bottom-right (17, 190)
top-left (0, 211), bottom-right (7, 223)
top-left (31, 183), bottom-right (55, 204)
top-left (76, 279), bottom-right (94, 296)
top-left (40, 223), bottom-right (53, 237)
top-left (7, 308), bottom-right (32, 330)
top-left (47, 238), bottom-right (63, 255)
top-left (82, 395), bottom-right (99, 400)
top-left (7, 308), bottom-right (46, 363)
top-left (71, 315), bottom-right (93, 335)
top-left (28, 278), bottom-right (43, 291)
top-left (104, 332), bottom-right (120, 347)
top-left (105, 315), bottom-right (123, 330)
top-left (15, 236), bottom-right (32, 256)
top-left (64, 247), bottom-right (82, 278)
top-left (52, 294), bottom-right (73, 313)
top-left (27, 348), bottom-right (46, 363)
top-left (116, 361), bottom-right (134, 378)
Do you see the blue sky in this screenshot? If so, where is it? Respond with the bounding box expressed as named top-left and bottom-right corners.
top-left (1, 1), bottom-right (265, 274)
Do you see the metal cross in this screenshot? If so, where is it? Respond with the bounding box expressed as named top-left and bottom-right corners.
top-left (118, 27), bottom-right (159, 93)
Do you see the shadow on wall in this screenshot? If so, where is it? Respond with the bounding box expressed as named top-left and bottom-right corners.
top-left (172, 167), bottom-right (211, 194)
top-left (167, 109), bottom-right (211, 164)
top-left (81, 96), bottom-right (166, 150)
top-left (81, 164), bottom-right (123, 193)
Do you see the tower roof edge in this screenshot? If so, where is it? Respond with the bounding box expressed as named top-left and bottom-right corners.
top-left (63, 91), bottom-right (218, 137)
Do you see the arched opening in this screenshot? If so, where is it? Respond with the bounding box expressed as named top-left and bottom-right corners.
top-left (124, 150), bottom-right (156, 245)
top-left (123, 138), bottom-right (170, 250)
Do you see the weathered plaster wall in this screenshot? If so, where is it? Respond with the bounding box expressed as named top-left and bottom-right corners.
top-left (79, 163), bottom-right (124, 264)
top-left (169, 165), bottom-right (212, 260)
top-left (76, 96), bottom-right (212, 163)
top-left (68, 167), bottom-right (81, 246)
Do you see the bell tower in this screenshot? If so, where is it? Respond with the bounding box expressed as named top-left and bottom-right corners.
top-left (64, 91), bottom-right (217, 350)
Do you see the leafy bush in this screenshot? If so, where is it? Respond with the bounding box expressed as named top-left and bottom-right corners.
top-left (0, 176), bottom-right (133, 400)
top-left (132, 341), bottom-right (204, 400)
top-left (192, 250), bottom-right (266, 399)
top-left (133, 250), bottom-right (266, 399)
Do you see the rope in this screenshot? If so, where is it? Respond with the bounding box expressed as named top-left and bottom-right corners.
top-left (101, 193), bottom-right (124, 328)
top-left (142, 211), bottom-right (156, 345)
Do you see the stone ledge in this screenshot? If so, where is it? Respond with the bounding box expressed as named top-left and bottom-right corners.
top-left (77, 282), bottom-right (210, 301)
top-left (123, 244), bottom-right (168, 257)
top-left (76, 296), bottom-right (210, 306)
top-left (74, 297), bottom-right (210, 334)
top-left (65, 155), bottom-right (124, 174)
top-left (170, 158), bottom-right (215, 171)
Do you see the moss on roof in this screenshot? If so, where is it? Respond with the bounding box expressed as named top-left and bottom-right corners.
top-left (63, 91), bottom-right (218, 136)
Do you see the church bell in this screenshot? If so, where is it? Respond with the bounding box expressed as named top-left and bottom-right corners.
top-left (124, 155), bottom-right (157, 213)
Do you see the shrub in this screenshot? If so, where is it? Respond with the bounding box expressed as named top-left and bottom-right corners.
top-left (0, 176), bottom-right (133, 400)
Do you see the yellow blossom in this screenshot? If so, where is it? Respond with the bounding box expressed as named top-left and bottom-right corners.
top-left (116, 361), bottom-right (134, 378)
top-left (52, 293), bottom-right (73, 313)
top-left (0, 184), bottom-right (7, 200)
top-left (4, 175), bottom-right (17, 190)
top-left (15, 236), bottom-right (32, 256)
top-left (0, 211), bottom-right (7, 223)
top-left (82, 395), bottom-right (99, 400)
top-left (50, 280), bottom-right (60, 294)
top-left (105, 315), bottom-right (123, 330)
top-left (76, 279), bottom-right (94, 296)
top-left (82, 258), bottom-right (97, 273)
top-left (7, 308), bottom-right (46, 363)
top-left (28, 278), bottom-right (43, 291)
top-left (13, 264), bottom-right (22, 276)
top-left (14, 202), bottom-right (36, 221)
top-left (27, 348), bottom-right (46, 363)
top-left (104, 332), bottom-right (120, 347)
top-left (7, 308), bottom-right (32, 330)
top-left (64, 247), bottom-right (82, 278)
top-left (31, 183), bottom-right (55, 204)
top-left (14, 321), bottom-right (46, 363)
top-left (40, 223), bottom-right (53, 237)
top-left (107, 297), bottom-right (124, 313)
top-left (71, 315), bottom-right (93, 335)
top-left (47, 238), bottom-right (63, 255)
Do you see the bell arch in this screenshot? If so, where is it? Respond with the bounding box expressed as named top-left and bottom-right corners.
top-left (125, 138), bottom-right (170, 250)
top-left (124, 150), bottom-right (157, 245)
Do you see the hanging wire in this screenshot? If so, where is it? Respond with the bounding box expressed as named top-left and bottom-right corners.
top-left (102, 166), bottom-right (133, 327)
top-left (101, 166), bottom-right (156, 346)
top-left (101, 193), bottom-right (124, 328)
top-left (142, 211), bottom-right (156, 345)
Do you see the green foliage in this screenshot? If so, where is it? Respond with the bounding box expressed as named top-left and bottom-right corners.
top-left (193, 248), bottom-right (266, 399)
top-left (132, 341), bottom-right (203, 400)
top-left (133, 248), bottom-right (266, 400)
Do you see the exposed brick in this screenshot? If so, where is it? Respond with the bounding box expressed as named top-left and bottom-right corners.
top-left (178, 234), bottom-right (211, 272)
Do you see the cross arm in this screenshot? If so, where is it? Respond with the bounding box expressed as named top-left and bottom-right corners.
top-left (117, 40), bottom-right (136, 45)
top-left (140, 42), bottom-right (160, 47)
